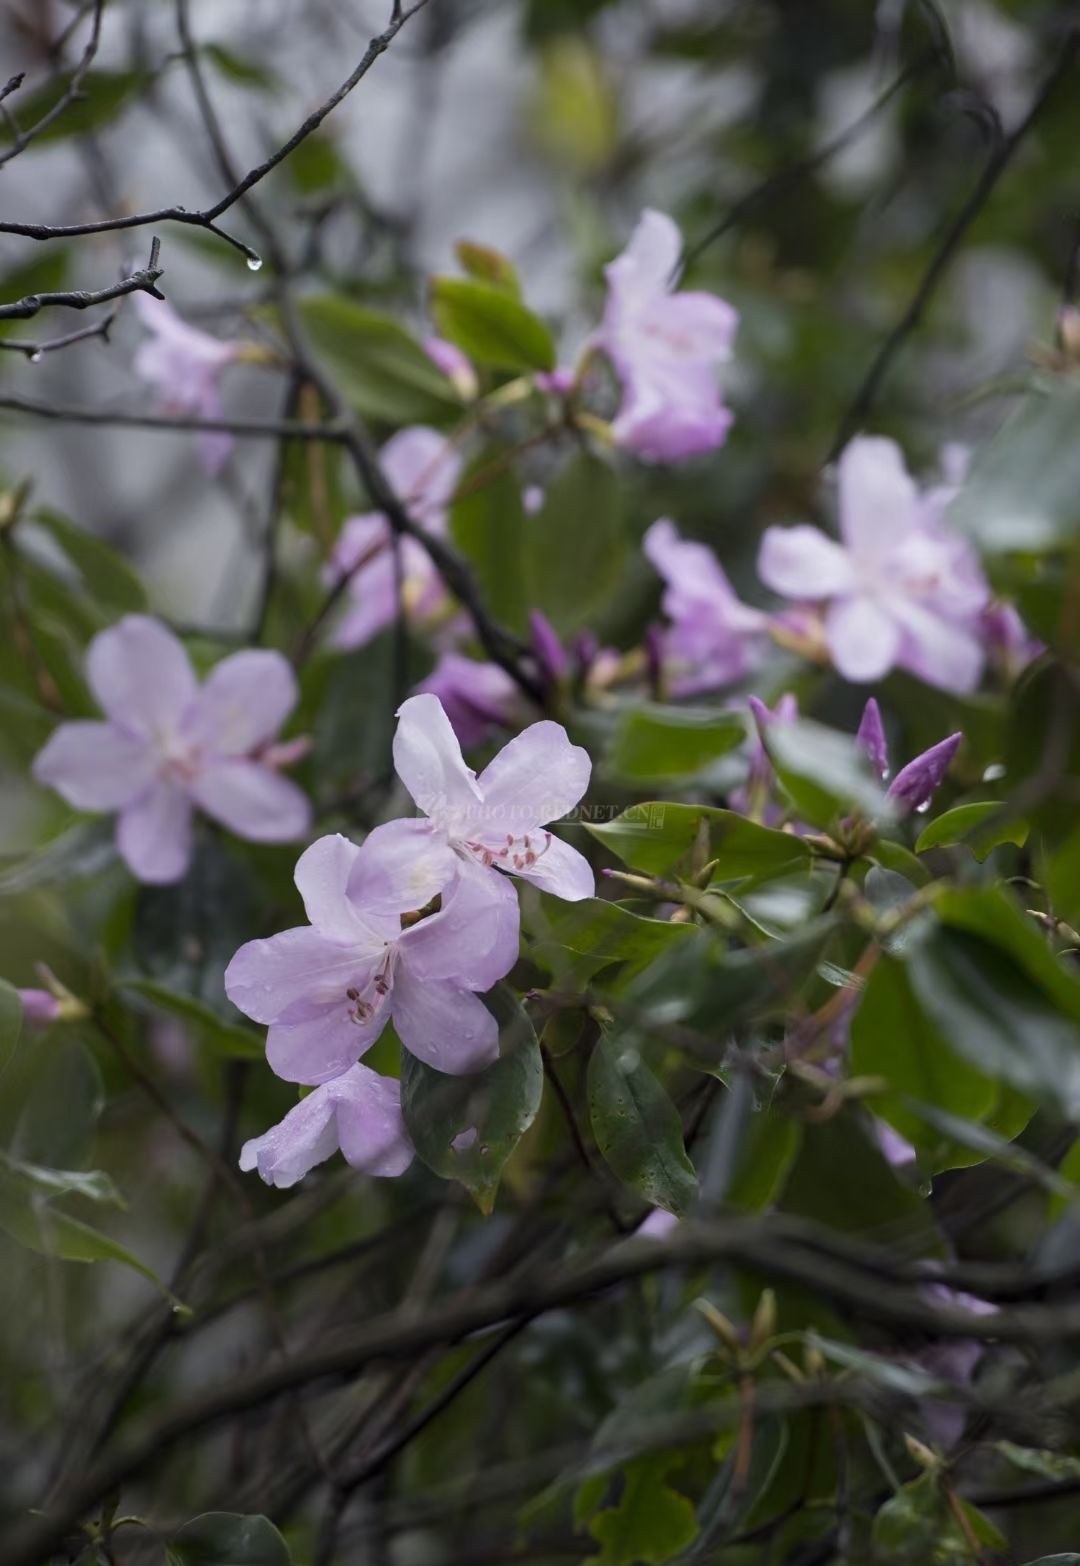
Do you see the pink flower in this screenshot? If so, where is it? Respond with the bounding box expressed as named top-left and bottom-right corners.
top-left (423, 336), bottom-right (479, 400)
top-left (132, 293), bottom-right (244, 474)
top-left (415, 653), bottom-right (519, 748)
top-left (225, 827), bottom-right (519, 1081)
top-left (758, 437), bottom-right (989, 693)
top-left (239, 1062), bottom-right (413, 1188)
top-left (33, 616), bottom-right (311, 885)
top-left (644, 519), bottom-right (767, 694)
top-left (855, 698), bottom-right (962, 815)
top-left (17, 988), bottom-right (61, 1024)
top-left (599, 210), bottom-right (738, 462)
top-left (329, 427), bottom-right (462, 651)
top-left (387, 693), bottom-right (594, 903)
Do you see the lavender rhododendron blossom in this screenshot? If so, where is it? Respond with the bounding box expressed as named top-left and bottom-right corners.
top-left (388, 693), bottom-right (594, 902)
top-left (598, 209), bottom-right (739, 462)
top-left (33, 616), bottom-right (310, 884)
top-left (329, 426), bottom-right (462, 651)
top-left (132, 293), bottom-right (245, 474)
top-left (239, 1062), bottom-right (413, 1188)
top-left (758, 437), bottom-right (989, 693)
top-left (225, 827), bottom-right (519, 1082)
top-left (856, 698), bottom-right (962, 815)
top-left (423, 336), bottom-right (479, 400)
top-left (731, 692), bottom-right (799, 821)
top-left (416, 653), bottom-right (519, 748)
top-left (644, 519), bottom-right (766, 693)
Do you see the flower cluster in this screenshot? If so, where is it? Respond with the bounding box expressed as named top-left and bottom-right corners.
top-left (226, 693), bottom-right (592, 1186)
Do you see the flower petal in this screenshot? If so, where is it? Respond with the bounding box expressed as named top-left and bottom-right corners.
top-left (349, 818), bottom-right (459, 918)
top-left (890, 598), bottom-right (985, 695)
top-left (506, 832), bottom-right (595, 902)
top-left (186, 650), bottom-right (299, 755)
top-left (757, 525), bottom-right (855, 601)
top-left (115, 778), bottom-right (193, 884)
top-left (267, 1002), bottom-right (386, 1085)
top-left (836, 436), bottom-right (919, 560)
top-left (401, 856), bottom-right (520, 990)
top-left (393, 692), bottom-right (484, 824)
top-left (239, 1088), bottom-right (340, 1188)
top-left (190, 760), bottom-right (310, 842)
top-left (293, 833), bottom-right (371, 942)
top-left (224, 926), bottom-right (380, 1024)
top-left (856, 698), bottom-right (890, 779)
top-left (887, 732), bottom-right (962, 814)
top-left (603, 209), bottom-right (682, 312)
top-left (33, 721), bottom-right (156, 810)
top-left (476, 720), bottom-right (591, 827)
top-left (381, 426), bottom-right (462, 524)
top-left (825, 595), bottom-right (901, 683)
top-left (330, 1063), bottom-right (414, 1177)
top-left (391, 967), bottom-right (499, 1075)
top-left (86, 615), bottom-right (198, 736)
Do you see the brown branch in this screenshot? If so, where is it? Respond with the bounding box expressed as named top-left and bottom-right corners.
top-left (0, 235), bottom-right (164, 322)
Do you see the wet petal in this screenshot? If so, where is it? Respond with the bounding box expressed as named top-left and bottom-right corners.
top-left (224, 926), bottom-right (380, 1025)
top-left (33, 721), bottom-right (156, 810)
top-left (505, 832), bottom-right (594, 902)
top-left (116, 777), bottom-right (194, 884)
top-left (476, 720), bottom-right (591, 827)
top-left (330, 1063), bottom-right (414, 1177)
top-left (391, 967), bottom-right (499, 1075)
top-left (393, 692), bottom-right (484, 824)
top-left (294, 834), bottom-right (371, 942)
top-left (401, 856), bottom-right (520, 990)
top-left (239, 1088), bottom-right (340, 1188)
top-left (190, 760), bottom-right (310, 842)
top-left (856, 698), bottom-right (890, 779)
top-left (349, 817), bottom-right (458, 918)
top-left (86, 615), bottom-right (197, 736)
top-left (836, 436), bottom-right (920, 560)
top-left (267, 1001), bottom-right (386, 1085)
top-left (887, 732), bottom-right (962, 814)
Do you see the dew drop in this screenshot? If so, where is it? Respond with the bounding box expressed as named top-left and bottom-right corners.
top-left (28, 350), bottom-right (42, 364)
top-left (246, 254), bottom-right (264, 272)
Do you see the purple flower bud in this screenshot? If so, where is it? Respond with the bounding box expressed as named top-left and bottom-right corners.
top-left (17, 987), bottom-right (61, 1024)
top-left (886, 732), bottom-right (962, 815)
top-left (529, 610), bottom-right (569, 684)
top-left (856, 697), bottom-right (889, 780)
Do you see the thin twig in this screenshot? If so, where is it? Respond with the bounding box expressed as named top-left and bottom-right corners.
top-left (0, 0), bottom-right (106, 169)
top-left (0, 235), bottom-right (164, 322)
top-left (0, 392), bottom-right (345, 441)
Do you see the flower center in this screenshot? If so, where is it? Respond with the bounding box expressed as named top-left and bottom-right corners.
top-left (344, 948), bottom-right (397, 1025)
top-left (465, 831), bottom-right (553, 872)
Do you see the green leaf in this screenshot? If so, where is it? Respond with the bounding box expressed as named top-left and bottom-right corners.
top-left (7, 71), bottom-right (144, 145)
top-left (727, 1108), bottom-right (802, 1211)
top-left (121, 980), bottom-right (263, 1060)
top-left (0, 1151), bottom-right (122, 1206)
top-left (587, 803), bottom-right (811, 881)
top-left (430, 276), bottom-right (555, 373)
top-left (0, 1161), bottom-right (176, 1302)
top-left (933, 885), bottom-right (1080, 1025)
top-left (994, 1442), bottom-right (1080, 1482)
top-left (626, 921), bottom-right (834, 1038)
top-left (780, 1110), bottom-right (941, 1250)
top-left (915, 801), bottom-right (1027, 860)
top-left (298, 296), bottom-right (460, 426)
top-left (524, 452), bottom-right (624, 633)
top-left (948, 385), bottom-right (1080, 553)
top-left (765, 717), bottom-right (890, 828)
top-left (168, 1512), bottom-right (291, 1566)
top-left (607, 705), bottom-right (744, 784)
top-left (450, 451), bottom-right (528, 633)
top-left (530, 896), bottom-right (695, 985)
top-left (586, 1454), bottom-right (698, 1566)
top-left (203, 44), bottom-right (279, 91)
top-left (850, 957), bottom-right (997, 1165)
top-left (0, 979), bottom-right (22, 1081)
top-left (587, 1031), bottom-right (697, 1215)
top-left (12, 1038), bottom-right (104, 1171)
top-left (454, 240), bottom-right (522, 296)
top-left (0, 818), bottom-right (116, 896)
top-left (907, 924), bottom-right (1080, 1118)
top-left (400, 987), bottom-right (542, 1214)
top-left (31, 509), bottom-right (146, 613)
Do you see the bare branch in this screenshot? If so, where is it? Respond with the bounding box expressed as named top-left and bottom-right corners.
top-left (0, 392), bottom-right (346, 442)
top-left (0, 235), bottom-right (164, 322)
top-left (0, 0), bottom-right (106, 169)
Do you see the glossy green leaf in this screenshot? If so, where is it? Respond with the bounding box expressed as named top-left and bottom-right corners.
top-left (524, 452), bottom-right (624, 633)
top-left (765, 717), bottom-right (890, 827)
top-left (12, 1038), bottom-right (104, 1171)
top-left (608, 705), bottom-right (745, 784)
top-left (430, 276), bottom-right (555, 372)
top-left (299, 296), bottom-right (460, 426)
top-left (780, 1110), bottom-right (941, 1250)
top-left (530, 896), bottom-right (695, 983)
top-left (916, 801), bottom-right (1027, 860)
top-left (0, 1153), bottom-right (121, 1207)
top-left (948, 384), bottom-right (1080, 553)
top-left (587, 803), bottom-right (811, 881)
top-left (850, 957), bottom-right (997, 1163)
top-left (400, 986), bottom-right (542, 1213)
top-left (450, 452), bottom-right (528, 633)
top-left (168, 1512), bottom-right (291, 1566)
top-left (587, 1032), bottom-right (697, 1215)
